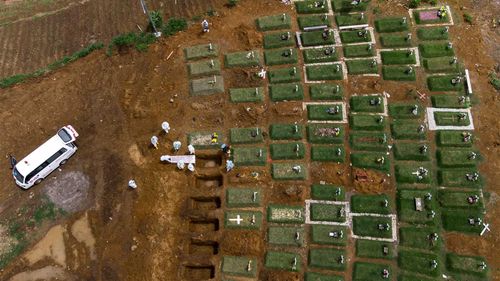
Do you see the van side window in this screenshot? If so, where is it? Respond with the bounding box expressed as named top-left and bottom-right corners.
top-left (25, 148), bottom-right (67, 183)
top-left (47, 148), bottom-right (67, 163)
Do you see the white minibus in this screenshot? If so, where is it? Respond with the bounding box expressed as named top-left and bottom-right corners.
top-left (12, 125), bottom-right (79, 189)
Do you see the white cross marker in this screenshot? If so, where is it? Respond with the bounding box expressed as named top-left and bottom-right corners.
top-left (480, 223), bottom-right (490, 236)
top-left (229, 215), bottom-right (243, 225)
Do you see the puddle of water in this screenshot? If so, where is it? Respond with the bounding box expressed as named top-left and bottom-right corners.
top-left (23, 225), bottom-right (66, 267)
top-left (9, 265), bottom-right (73, 281)
top-left (71, 212), bottom-right (96, 260)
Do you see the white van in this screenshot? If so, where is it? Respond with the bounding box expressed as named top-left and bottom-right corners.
top-left (12, 125), bottom-right (79, 189)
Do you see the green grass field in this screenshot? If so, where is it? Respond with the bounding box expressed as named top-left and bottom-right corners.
top-left (332, 0), bottom-right (370, 12)
top-left (307, 124), bottom-right (345, 144)
top-left (349, 114), bottom-right (386, 131)
top-left (381, 50), bottom-right (416, 65)
top-left (351, 152), bottom-right (391, 172)
top-left (419, 42), bottom-right (455, 58)
top-left (380, 33), bottom-right (412, 47)
top-left (303, 47), bottom-right (339, 63)
top-left (344, 44), bottom-right (376, 58)
top-left (436, 131), bottom-right (474, 147)
top-left (230, 87), bottom-right (264, 103)
top-left (269, 83), bottom-right (304, 101)
top-left (423, 57), bottom-right (462, 73)
top-left (270, 123), bottom-right (304, 140)
top-left (309, 248), bottom-right (347, 271)
top-left (353, 262), bottom-right (392, 281)
top-left (417, 27), bottom-right (450, 41)
top-left (305, 272), bottom-right (344, 281)
top-left (339, 30), bottom-right (372, 44)
top-left (309, 84), bottom-right (343, 100)
top-left (383, 66), bottom-right (417, 81)
top-left (335, 14), bottom-right (368, 27)
top-left (268, 66), bottom-right (302, 83)
top-left (437, 149), bottom-right (479, 168)
top-left (389, 104), bottom-right (422, 119)
top-left (187, 59), bottom-right (221, 77)
top-left (310, 225), bottom-right (348, 246)
top-left (434, 111), bottom-right (470, 126)
top-left (225, 50), bottom-right (261, 67)
top-left (375, 17), bottom-right (410, 33)
top-left (431, 95), bottom-right (470, 108)
top-left (428, 75), bottom-right (464, 92)
top-left (350, 132), bottom-right (388, 152)
top-left (264, 48), bottom-right (298, 66)
top-left (267, 204), bottom-right (305, 223)
top-left (398, 250), bottom-right (442, 277)
top-left (298, 14), bottom-right (331, 29)
top-left (268, 226), bottom-right (304, 247)
top-left (442, 209), bottom-right (484, 234)
top-left (263, 31), bottom-right (295, 49)
top-left (311, 145), bottom-right (345, 162)
top-left (398, 274), bottom-right (437, 281)
top-left (270, 142), bottom-right (306, 160)
top-left (438, 169), bottom-right (482, 188)
top-left (230, 127), bottom-right (264, 144)
top-left (295, 0), bottom-right (329, 14)
top-left (350, 95), bottom-right (385, 113)
top-left (351, 194), bottom-right (391, 214)
top-left (256, 14), bottom-right (292, 31)
top-left (356, 239), bottom-right (395, 259)
top-left (307, 104), bottom-right (344, 120)
top-left (224, 211), bottom-right (262, 230)
top-left (438, 190), bottom-right (484, 210)
top-left (346, 59), bottom-right (379, 75)
top-left (271, 163), bottom-right (307, 180)
top-left (310, 203), bottom-right (346, 222)
top-left (184, 43), bottom-right (219, 60)
top-left (397, 189), bottom-right (437, 225)
top-left (301, 30), bottom-right (335, 46)
top-left (391, 120), bottom-right (426, 140)
top-left (352, 216), bottom-right (393, 238)
top-left (395, 164), bottom-right (432, 184)
top-left (222, 256), bottom-right (258, 277)
top-left (311, 184), bottom-right (345, 201)
top-left (399, 226), bottom-right (442, 252)
top-left (393, 142), bottom-right (430, 161)
top-left (226, 187), bottom-right (261, 208)
top-left (446, 253), bottom-right (489, 278)
top-left (265, 251), bottom-right (301, 272)
top-left (232, 147), bottom-right (267, 166)
top-left (306, 64), bottom-right (344, 81)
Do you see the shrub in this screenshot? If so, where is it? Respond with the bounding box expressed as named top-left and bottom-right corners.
top-left (409, 0), bottom-right (421, 8)
top-left (463, 13), bottom-right (473, 24)
top-left (227, 0), bottom-right (238, 7)
top-left (148, 11), bottom-right (163, 31)
top-left (490, 72), bottom-right (500, 90)
top-left (162, 17), bottom-right (188, 36)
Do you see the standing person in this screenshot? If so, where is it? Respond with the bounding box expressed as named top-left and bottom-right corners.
top-left (202, 19), bottom-right (209, 33)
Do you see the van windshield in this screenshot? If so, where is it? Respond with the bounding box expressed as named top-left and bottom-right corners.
top-left (58, 129), bottom-right (72, 143)
top-left (13, 168), bottom-right (24, 183)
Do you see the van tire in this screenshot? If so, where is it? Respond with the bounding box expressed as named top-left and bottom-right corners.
top-left (59, 159), bottom-right (68, 166)
top-left (34, 178), bottom-right (43, 185)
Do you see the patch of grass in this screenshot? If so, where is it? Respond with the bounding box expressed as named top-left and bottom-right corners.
top-left (107, 32), bottom-right (156, 54)
top-left (268, 226), bottom-right (304, 246)
top-left (399, 226), bottom-right (443, 252)
top-left (343, 44), bottom-right (376, 58)
top-left (271, 163), bottom-right (307, 180)
top-left (442, 209), bottom-right (484, 234)
top-left (391, 120), bottom-right (427, 140)
top-left (305, 272), bottom-right (344, 281)
top-left (395, 164), bottom-right (432, 184)
top-left (307, 124), bottom-right (345, 144)
top-left (436, 131), bottom-right (474, 147)
top-left (332, 0), bottom-right (370, 12)
top-left (346, 59), bottom-right (378, 74)
top-left (270, 142), bottom-right (306, 160)
top-left (264, 48), bottom-right (298, 66)
top-left (222, 256), bottom-right (257, 277)
top-left (263, 31), bottom-right (295, 49)
top-left (269, 83), bottom-right (304, 101)
top-left (419, 42), bottom-right (455, 58)
top-left (352, 216), bottom-right (393, 238)
top-left (351, 152), bottom-right (391, 172)
top-left (383, 66), bottom-right (417, 81)
top-left (311, 184), bottom-right (345, 201)
top-left (187, 59), bottom-right (221, 77)
top-left (438, 169), bottom-right (483, 188)
top-left (438, 190), bottom-right (484, 210)
top-left (301, 30), bottom-right (335, 47)
top-left (310, 203), bottom-right (346, 222)
top-left (225, 50), bottom-right (261, 68)
top-left (226, 187), bottom-right (261, 208)
top-left (351, 194), bottom-right (391, 214)
top-left (335, 13), bottom-right (368, 27)
top-left (428, 75), bottom-right (464, 91)
top-left (303, 47), bottom-right (339, 63)
top-left (423, 57), bottom-right (461, 73)
top-left (399, 274), bottom-right (437, 281)
top-left (350, 95), bottom-right (385, 113)
top-left (434, 111), bottom-right (470, 126)
top-left (184, 43), bottom-right (219, 60)
top-left (398, 250), bottom-right (442, 277)
top-left (380, 33), bottom-right (412, 48)
top-left (256, 14), bottom-right (292, 31)
top-left (389, 104), bottom-right (422, 119)
top-left (356, 240), bottom-right (395, 259)
top-left (437, 149), bottom-right (479, 168)
top-left (489, 72), bottom-right (500, 90)
top-left (310, 225), bottom-right (348, 246)
top-left (230, 127), bottom-right (264, 144)
top-left (308, 104), bottom-right (344, 121)
top-left (350, 132), bottom-right (388, 151)
top-left (265, 251), bottom-right (301, 272)
top-left (295, 0), bottom-right (329, 14)
top-left (311, 145), bottom-right (346, 162)
top-left (309, 84), bottom-right (343, 100)
top-left (298, 14), bottom-right (331, 30)
top-left (381, 50), bottom-right (416, 65)
top-left (397, 189), bottom-right (437, 225)
top-left (414, 9), bottom-right (450, 24)
top-left (431, 94), bottom-right (470, 108)
top-left (393, 142), bottom-right (430, 161)
top-left (463, 13), bottom-right (473, 24)
top-left (446, 253), bottom-right (488, 278)
top-left (339, 30), bottom-right (372, 44)
top-left (349, 114), bottom-right (386, 131)
top-left (309, 248), bottom-right (347, 271)
top-left (270, 124), bottom-right (304, 140)
top-left (189, 75), bottom-right (225, 96)
top-left (353, 262), bottom-right (392, 281)
top-left (306, 64), bottom-right (344, 81)
top-left (230, 87), bottom-right (264, 103)
top-left (33, 201), bottom-right (58, 225)
top-left (224, 211), bottom-right (262, 230)
top-left (417, 27), bottom-right (449, 41)
top-left (375, 17), bottom-right (410, 33)
top-left (267, 204), bottom-right (305, 223)
top-left (162, 17), bottom-right (187, 36)
top-left (268, 66), bottom-right (302, 83)
top-left (232, 147), bottom-right (267, 166)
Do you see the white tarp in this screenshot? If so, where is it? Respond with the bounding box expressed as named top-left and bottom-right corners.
top-left (160, 155), bottom-right (196, 164)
